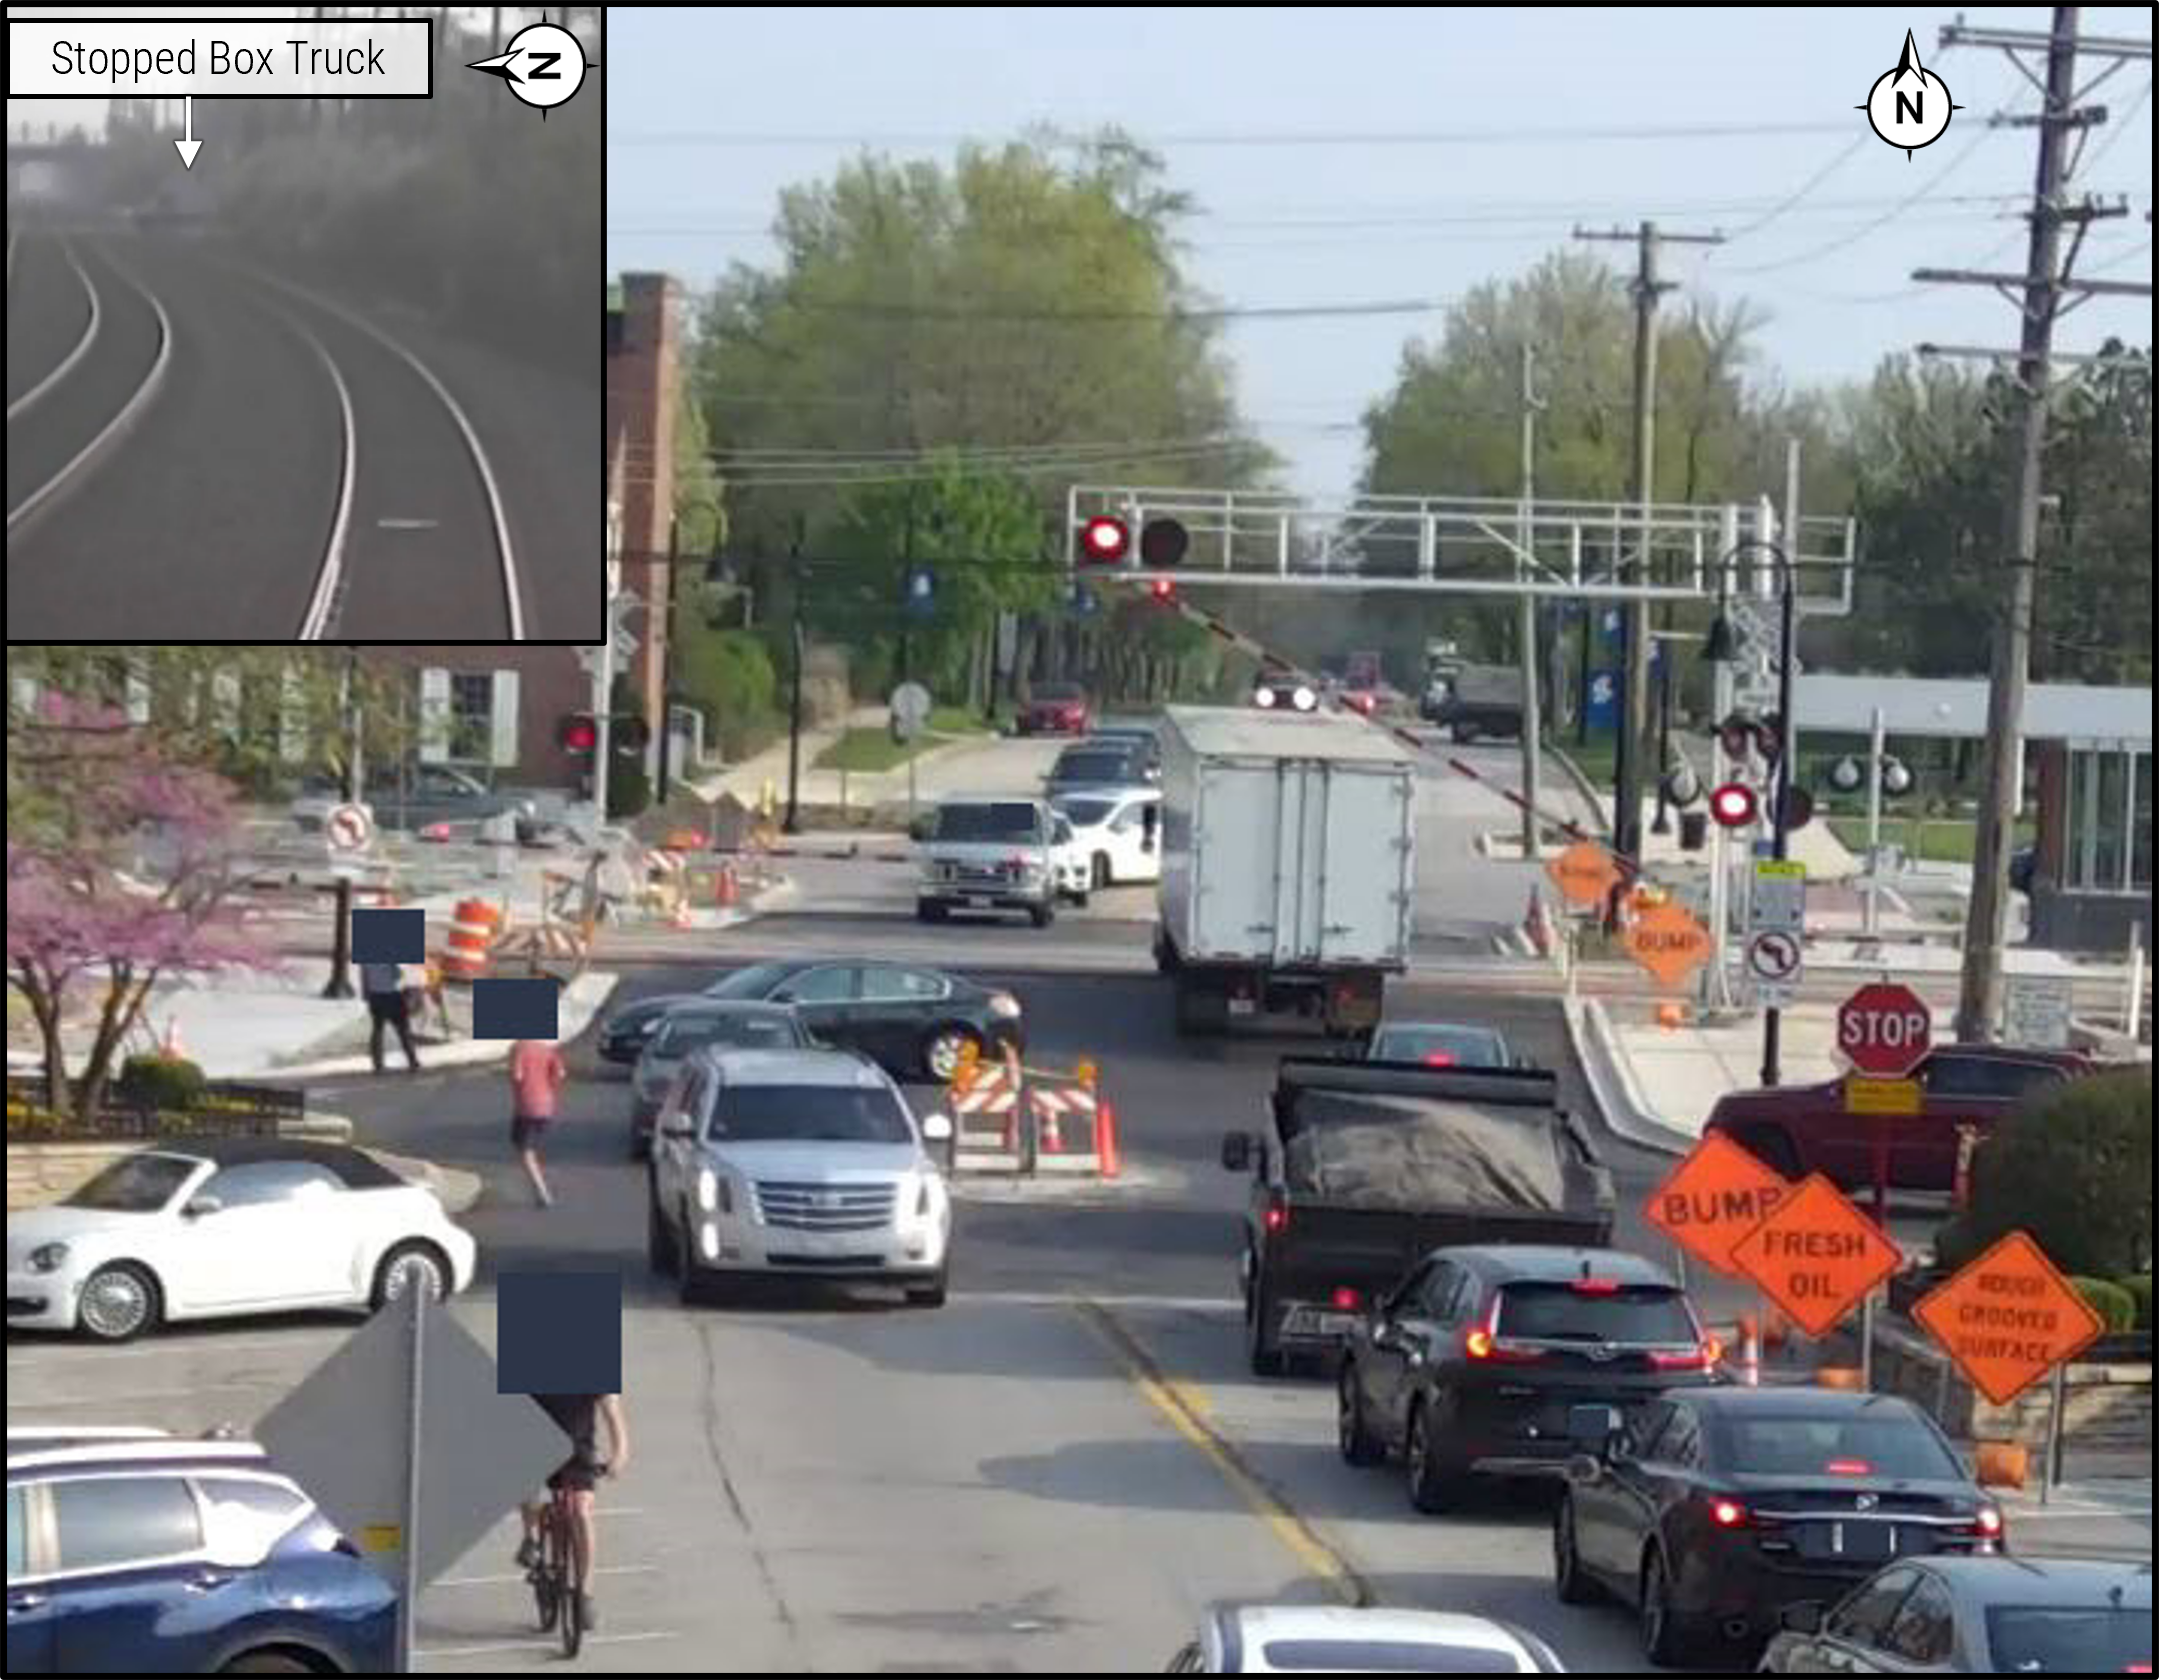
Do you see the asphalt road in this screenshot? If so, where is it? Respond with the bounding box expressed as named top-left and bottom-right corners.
top-left (12, 926), bottom-right (2146, 1673)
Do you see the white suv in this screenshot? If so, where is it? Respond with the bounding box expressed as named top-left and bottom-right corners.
top-left (646, 1047), bottom-right (954, 1307)
top-left (915, 795), bottom-right (1058, 927)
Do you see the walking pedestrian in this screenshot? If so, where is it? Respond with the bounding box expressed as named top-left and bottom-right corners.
top-left (360, 959), bottom-right (421, 1074)
top-left (509, 1036), bottom-right (569, 1207)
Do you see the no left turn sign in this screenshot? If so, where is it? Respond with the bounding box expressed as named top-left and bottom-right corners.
top-left (326, 802), bottom-right (374, 854)
top-left (1747, 929), bottom-right (1801, 981)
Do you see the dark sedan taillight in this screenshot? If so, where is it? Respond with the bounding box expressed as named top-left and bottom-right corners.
top-left (1261, 1193), bottom-right (1289, 1235)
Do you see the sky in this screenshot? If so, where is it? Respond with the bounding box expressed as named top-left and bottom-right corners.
top-left (606, 5), bottom-right (2154, 504)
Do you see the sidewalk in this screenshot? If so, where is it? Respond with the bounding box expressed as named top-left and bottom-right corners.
top-left (689, 705), bottom-right (991, 813)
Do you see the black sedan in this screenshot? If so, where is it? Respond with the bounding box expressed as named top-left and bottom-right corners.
top-left (1760, 1553), bottom-right (2150, 1673)
top-left (597, 992), bottom-right (710, 1065)
top-left (689, 959), bottom-right (1022, 1083)
top-left (1554, 1387), bottom-right (2005, 1668)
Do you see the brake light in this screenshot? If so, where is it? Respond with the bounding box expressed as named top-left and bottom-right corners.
top-left (1708, 1496), bottom-right (1749, 1528)
top-left (1824, 1457), bottom-right (1874, 1476)
top-left (1464, 1298), bottom-right (1544, 1363)
top-left (1973, 1505), bottom-right (2005, 1541)
top-left (1569, 1276), bottom-right (1620, 1295)
top-left (1422, 1051), bottom-right (1456, 1067)
top-left (1331, 1286), bottom-right (1363, 1311)
top-left (1464, 1325), bottom-right (1495, 1359)
top-left (1262, 1197), bottom-right (1289, 1234)
top-left (1648, 1335), bottom-right (1720, 1371)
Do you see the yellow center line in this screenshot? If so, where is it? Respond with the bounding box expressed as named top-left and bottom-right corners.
top-left (1074, 1299), bottom-right (1372, 1608)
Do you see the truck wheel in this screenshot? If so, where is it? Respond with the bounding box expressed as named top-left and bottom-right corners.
top-left (1029, 900), bottom-right (1055, 928)
top-left (1247, 1280), bottom-right (1287, 1377)
top-left (647, 1182), bottom-right (679, 1277)
top-left (916, 900), bottom-right (947, 923)
top-left (1091, 853), bottom-right (1111, 890)
top-left (1454, 721), bottom-right (1479, 744)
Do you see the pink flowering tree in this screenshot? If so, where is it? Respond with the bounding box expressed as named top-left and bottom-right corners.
top-left (7, 692), bottom-right (288, 1125)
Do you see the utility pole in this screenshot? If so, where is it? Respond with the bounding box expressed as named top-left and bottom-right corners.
top-left (783, 520), bottom-right (807, 834)
top-left (1576, 220), bottom-right (1724, 861)
top-left (1919, 11), bottom-right (2147, 1042)
top-left (1516, 339), bottom-right (1545, 860)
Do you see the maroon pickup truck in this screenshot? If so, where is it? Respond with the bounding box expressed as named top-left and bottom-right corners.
top-left (1704, 1044), bottom-right (2096, 1192)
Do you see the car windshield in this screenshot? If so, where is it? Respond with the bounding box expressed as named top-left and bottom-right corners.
top-left (1054, 796), bottom-right (1116, 827)
top-left (704, 962), bottom-right (795, 999)
top-left (1710, 1405), bottom-right (1964, 1479)
top-left (1371, 1024), bottom-right (1508, 1066)
top-left (1495, 1281), bottom-right (1697, 1343)
top-left (706, 1084), bottom-right (914, 1144)
top-left (1050, 752), bottom-right (1132, 782)
top-left (1985, 1604), bottom-right (2150, 1672)
top-left (653, 1012), bottom-right (802, 1056)
top-left (63, 1152), bottom-right (198, 1211)
top-left (932, 802), bottom-right (1041, 842)
top-left (1034, 684), bottom-right (1082, 702)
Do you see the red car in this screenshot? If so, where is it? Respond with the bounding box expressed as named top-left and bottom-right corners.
top-left (1703, 1044), bottom-right (2096, 1192)
top-left (1018, 682), bottom-right (1090, 736)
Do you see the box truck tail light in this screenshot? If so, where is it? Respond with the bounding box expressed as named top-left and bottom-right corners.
top-left (1262, 1195), bottom-right (1289, 1234)
top-left (1331, 1286), bottom-right (1364, 1311)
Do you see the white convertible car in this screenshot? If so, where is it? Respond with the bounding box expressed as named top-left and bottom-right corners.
top-left (6, 1139), bottom-right (477, 1342)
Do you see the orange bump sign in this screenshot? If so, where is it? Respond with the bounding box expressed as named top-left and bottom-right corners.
top-left (1644, 1132), bottom-right (1796, 1278)
top-left (1728, 1174), bottom-right (1903, 1338)
top-left (1624, 900), bottom-right (1712, 989)
top-left (1912, 1229), bottom-right (2105, 1407)
top-left (1548, 840), bottom-right (1622, 908)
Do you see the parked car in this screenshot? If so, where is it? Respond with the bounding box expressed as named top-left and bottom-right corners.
top-left (694, 959), bottom-right (1024, 1083)
top-left (646, 1047), bottom-right (954, 1306)
top-left (1017, 681), bottom-right (1092, 736)
top-left (1051, 786), bottom-right (1162, 890)
top-left (1704, 1043), bottom-right (2096, 1191)
top-left (1338, 683), bottom-right (1381, 717)
top-left (1554, 1386), bottom-right (2005, 1667)
top-left (1367, 1019), bottom-right (1517, 1068)
top-left (1759, 1553), bottom-right (2151, 1674)
top-left (1045, 740), bottom-right (1153, 800)
top-left (6, 1140), bottom-right (477, 1343)
top-left (290, 764), bottom-right (521, 834)
top-left (1166, 1603), bottom-right (1566, 1673)
top-left (628, 1000), bottom-right (816, 1155)
top-left (1338, 1244), bottom-right (1718, 1511)
top-left (6, 1430), bottom-right (398, 1673)
top-left (915, 794), bottom-right (1061, 926)
top-left (1232, 1061), bottom-right (1616, 1375)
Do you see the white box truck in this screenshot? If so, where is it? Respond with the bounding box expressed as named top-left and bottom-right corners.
top-left (1153, 706), bottom-right (1418, 1036)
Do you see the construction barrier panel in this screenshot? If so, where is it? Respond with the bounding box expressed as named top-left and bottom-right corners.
top-left (946, 1054), bottom-right (1120, 1178)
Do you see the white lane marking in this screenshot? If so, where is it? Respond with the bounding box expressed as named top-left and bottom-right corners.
top-left (418, 1630), bottom-right (680, 1658)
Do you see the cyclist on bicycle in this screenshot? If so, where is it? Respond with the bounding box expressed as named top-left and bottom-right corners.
top-left (517, 1392), bottom-right (630, 1631)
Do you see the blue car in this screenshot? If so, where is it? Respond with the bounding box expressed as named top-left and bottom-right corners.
top-left (6, 1429), bottom-right (397, 1674)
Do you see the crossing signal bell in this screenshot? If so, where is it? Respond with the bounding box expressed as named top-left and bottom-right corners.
top-left (1709, 781), bottom-right (1759, 828)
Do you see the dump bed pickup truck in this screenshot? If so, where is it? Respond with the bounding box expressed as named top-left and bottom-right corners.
top-left (1222, 1058), bottom-right (1615, 1374)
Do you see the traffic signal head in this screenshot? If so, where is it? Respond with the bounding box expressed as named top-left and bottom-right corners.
top-left (1081, 516), bottom-right (1129, 564)
top-left (1138, 517), bottom-right (1190, 569)
top-left (560, 713), bottom-right (598, 755)
top-left (1708, 781), bottom-right (1759, 827)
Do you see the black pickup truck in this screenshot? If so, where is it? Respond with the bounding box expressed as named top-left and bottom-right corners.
top-left (1222, 1058), bottom-right (1616, 1375)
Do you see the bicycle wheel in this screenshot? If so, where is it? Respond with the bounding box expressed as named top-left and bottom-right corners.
top-left (559, 1554), bottom-right (584, 1658)
top-left (530, 1549), bottom-right (558, 1633)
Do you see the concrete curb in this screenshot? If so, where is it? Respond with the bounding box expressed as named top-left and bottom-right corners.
top-left (269, 970), bottom-right (624, 1079)
top-left (1562, 993), bottom-right (1696, 1156)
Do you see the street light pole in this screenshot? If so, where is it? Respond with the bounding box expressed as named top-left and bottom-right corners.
top-left (1759, 551), bottom-right (1798, 1087)
top-left (784, 576), bottom-right (805, 836)
top-left (1650, 643), bottom-right (1674, 834)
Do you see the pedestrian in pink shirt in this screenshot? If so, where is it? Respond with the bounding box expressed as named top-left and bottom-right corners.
top-left (508, 1037), bottom-right (568, 1207)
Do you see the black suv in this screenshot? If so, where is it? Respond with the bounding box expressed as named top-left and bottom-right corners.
top-left (1336, 1244), bottom-right (1721, 1512)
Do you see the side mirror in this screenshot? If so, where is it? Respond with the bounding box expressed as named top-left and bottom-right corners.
top-left (183, 1194), bottom-right (224, 1219)
top-left (1778, 1602), bottom-right (1826, 1636)
top-left (658, 1112), bottom-right (695, 1138)
top-left (1220, 1130), bottom-right (1252, 1172)
top-left (920, 1111), bottom-right (954, 1142)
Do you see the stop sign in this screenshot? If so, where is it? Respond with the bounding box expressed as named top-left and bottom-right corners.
top-left (1837, 981), bottom-right (1933, 1077)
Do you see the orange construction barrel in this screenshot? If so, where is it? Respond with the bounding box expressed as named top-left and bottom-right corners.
top-left (442, 898), bottom-right (503, 980)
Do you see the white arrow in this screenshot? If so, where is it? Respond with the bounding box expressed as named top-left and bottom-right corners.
top-left (174, 97), bottom-right (202, 169)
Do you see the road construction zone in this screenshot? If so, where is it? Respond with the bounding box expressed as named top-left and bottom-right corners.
top-left (944, 1039), bottom-right (1122, 1178)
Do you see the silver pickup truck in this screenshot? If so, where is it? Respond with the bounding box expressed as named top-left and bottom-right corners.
top-left (915, 795), bottom-right (1059, 927)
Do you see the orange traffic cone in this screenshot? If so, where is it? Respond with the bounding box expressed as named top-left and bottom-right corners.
top-left (1037, 1089), bottom-right (1064, 1154)
top-left (1095, 1098), bottom-right (1121, 1178)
